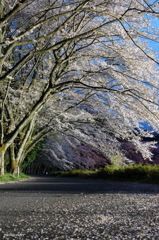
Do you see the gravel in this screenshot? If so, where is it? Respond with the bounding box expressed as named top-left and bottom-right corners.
top-left (0, 176), bottom-right (159, 240)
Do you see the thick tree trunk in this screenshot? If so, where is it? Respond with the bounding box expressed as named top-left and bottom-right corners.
top-left (0, 147), bottom-right (5, 176)
top-left (11, 117), bottom-right (36, 173)
top-left (10, 146), bottom-right (26, 175)
top-left (9, 143), bottom-right (18, 174)
top-left (11, 159), bottom-right (19, 175)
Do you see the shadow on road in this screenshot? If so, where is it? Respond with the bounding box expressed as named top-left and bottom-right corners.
top-left (0, 175), bottom-right (159, 194)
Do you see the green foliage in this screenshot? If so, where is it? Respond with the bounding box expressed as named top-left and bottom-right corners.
top-left (0, 172), bottom-right (29, 182)
top-left (21, 141), bottom-right (43, 170)
top-left (110, 155), bottom-right (123, 168)
top-left (51, 164), bottom-right (159, 184)
top-left (97, 164), bottom-right (159, 183)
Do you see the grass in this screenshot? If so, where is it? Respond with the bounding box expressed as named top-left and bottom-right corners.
top-left (0, 172), bottom-right (29, 182)
top-left (51, 164), bottom-right (159, 184)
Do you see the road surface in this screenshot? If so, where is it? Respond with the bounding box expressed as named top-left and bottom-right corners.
top-left (0, 175), bottom-right (159, 239)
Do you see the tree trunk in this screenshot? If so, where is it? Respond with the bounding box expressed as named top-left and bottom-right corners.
top-left (11, 159), bottom-right (19, 175)
top-left (9, 143), bottom-right (18, 174)
top-left (0, 147), bottom-right (5, 176)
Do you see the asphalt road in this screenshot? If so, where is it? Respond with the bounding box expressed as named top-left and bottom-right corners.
top-left (0, 176), bottom-right (159, 240)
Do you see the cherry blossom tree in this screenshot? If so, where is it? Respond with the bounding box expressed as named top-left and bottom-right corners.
top-left (0, 0), bottom-right (159, 175)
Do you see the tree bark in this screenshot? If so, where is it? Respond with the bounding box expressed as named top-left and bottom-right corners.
top-left (9, 143), bottom-right (17, 174)
top-left (11, 159), bottom-right (19, 175)
top-left (0, 145), bottom-right (6, 176)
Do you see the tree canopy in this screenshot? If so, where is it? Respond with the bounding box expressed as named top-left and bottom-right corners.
top-left (1, 0), bottom-right (159, 175)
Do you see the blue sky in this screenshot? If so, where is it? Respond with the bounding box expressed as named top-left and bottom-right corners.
top-left (149, 18), bottom-right (159, 58)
